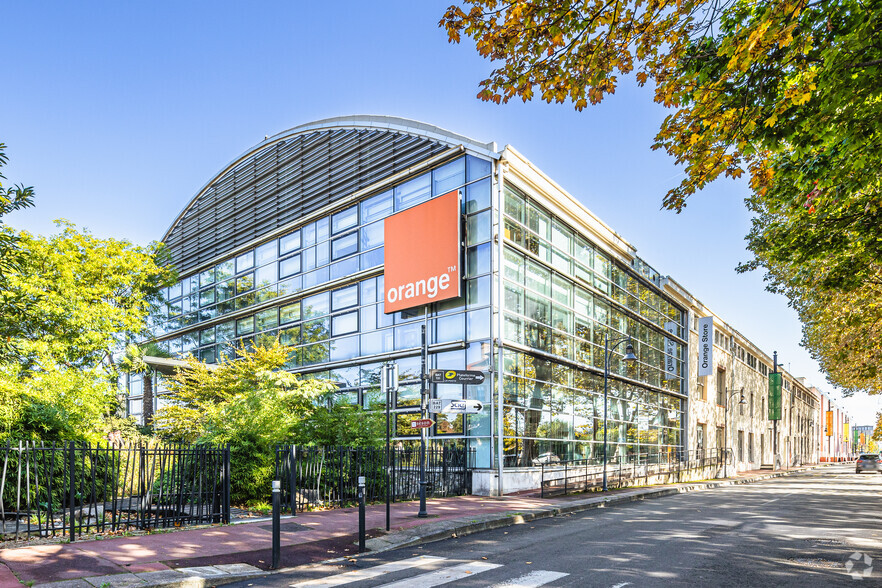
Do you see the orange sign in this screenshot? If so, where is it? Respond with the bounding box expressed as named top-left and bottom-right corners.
top-left (826, 410), bottom-right (833, 436)
top-left (383, 190), bottom-right (461, 313)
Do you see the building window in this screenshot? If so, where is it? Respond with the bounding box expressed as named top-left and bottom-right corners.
top-left (716, 426), bottom-right (725, 449)
top-left (697, 423), bottom-right (706, 454)
top-left (716, 369), bottom-right (727, 406)
top-left (738, 430), bottom-right (744, 462)
top-left (697, 379), bottom-right (706, 402)
top-left (748, 432), bottom-right (755, 462)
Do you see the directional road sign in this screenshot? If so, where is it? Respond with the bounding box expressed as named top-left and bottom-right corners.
top-left (410, 419), bottom-right (434, 429)
top-left (429, 369), bottom-right (486, 385)
top-left (428, 399), bottom-right (484, 414)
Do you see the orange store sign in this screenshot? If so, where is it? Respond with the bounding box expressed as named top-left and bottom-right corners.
top-left (384, 190), bottom-right (461, 314)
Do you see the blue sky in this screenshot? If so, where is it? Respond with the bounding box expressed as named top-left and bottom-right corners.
top-left (3, 1), bottom-right (875, 423)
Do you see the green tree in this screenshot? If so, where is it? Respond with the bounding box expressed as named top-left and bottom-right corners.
top-left (155, 339), bottom-right (334, 443)
top-left (155, 339), bottom-right (384, 502)
top-left (6, 221), bottom-right (175, 369)
top-left (0, 143), bottom-right (36, 359)
top-left (119, 342), bottom-right (173, 427)
top-left (0, 356), bottom-right (116, 442)
top-left (0, 221), bottom-right (175, 439)
top-left (442, 0), bottom-right (882, 392)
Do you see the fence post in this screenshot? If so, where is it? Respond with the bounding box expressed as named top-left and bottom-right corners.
top-left (222, 444), bottom-right (231, 524)
top-left (290, 445), bottom-right (297, 517)
top-left (68, 441), bottom-right (76, 542)
top-left (566, 460), bottom-right (571, 495)
top-left (541, 462), bottom-right (546, 499)
top-left (338, 447), bottom-right (344, 506)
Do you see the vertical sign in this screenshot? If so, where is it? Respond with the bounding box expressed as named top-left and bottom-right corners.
top-left (844, 423), bottom-right (849, 443)
top-left (664, 321), bottom-right (677, 380)
top-left (768, 373), bottom-right (782, 420)
top-left (825, 410), bottom-right (833, 436)
top-left (697, 316), bottom-right (714, 377)
top-left (383, 190), bottom-right (461, 314)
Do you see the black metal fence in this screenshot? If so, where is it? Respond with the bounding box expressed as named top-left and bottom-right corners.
top-left (1, 440), bottom-right (230, 541)
top-left (275, 443), bottom-right (475, 512)
top-left (540, 448), bottom-right (733, 498)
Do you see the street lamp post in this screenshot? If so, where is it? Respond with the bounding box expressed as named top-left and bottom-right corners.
top-left (602, 334), bottom-right (638, 492)
top-left (724, 388), bottom-right (746, 478)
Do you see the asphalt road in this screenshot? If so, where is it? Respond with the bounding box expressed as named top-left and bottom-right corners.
top-left (230, 465), bottom-right (882, 587)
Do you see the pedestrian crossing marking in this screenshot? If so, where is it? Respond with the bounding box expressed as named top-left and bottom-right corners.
top-left (290, 556), bottom-right (446, 587)
top-left (492, 570), bottom-right (569, 587)
top-left (374, 561), bottom-right (503, 588)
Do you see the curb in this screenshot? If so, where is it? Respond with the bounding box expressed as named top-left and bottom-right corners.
top-left (364, 464), bottom-right (825, 554)
top-left (29, 565), bottom-right (271, 588)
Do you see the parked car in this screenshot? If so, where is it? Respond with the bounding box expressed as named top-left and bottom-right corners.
top-left (532, 452), bottom-right (562, 465)
top-left (855, 454), bottom-right (881, 474)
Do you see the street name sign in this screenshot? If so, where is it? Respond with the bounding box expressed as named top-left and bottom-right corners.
top-left (429, 369), bottom-right (486, 385)
top-left (410, 419), bottom-right (434, 429)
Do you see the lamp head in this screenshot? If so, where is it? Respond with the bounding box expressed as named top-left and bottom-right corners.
top-left (623, 338), bottom-right (638, 362)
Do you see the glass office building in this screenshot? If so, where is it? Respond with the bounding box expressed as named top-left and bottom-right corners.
top-left (132, 116), bottom-right (688, 475)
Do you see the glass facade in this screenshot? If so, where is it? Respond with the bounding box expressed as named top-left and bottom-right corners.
top-left (135, 154), bottom-right (497, 463)
top-left (499, 184), bottom-right (687, 465)
top-left (132, 122), bottom-right (689, 472)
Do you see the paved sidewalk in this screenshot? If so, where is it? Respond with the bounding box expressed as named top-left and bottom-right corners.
top-left (0, 464), bottom-right (827, 588)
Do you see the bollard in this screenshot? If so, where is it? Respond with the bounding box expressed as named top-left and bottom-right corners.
top-left (271, 480), bottom-right (281, 570)
top-left (358, 476), bottom-right (366, 553)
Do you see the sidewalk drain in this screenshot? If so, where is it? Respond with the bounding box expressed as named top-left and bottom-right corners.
top-left (808, 538), bottom-right (844, 546)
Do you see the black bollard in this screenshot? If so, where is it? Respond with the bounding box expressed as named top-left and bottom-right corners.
top-left (271, 480), bottom-right (280, 569)
top-left (358, 475), bottom-right (366, 553)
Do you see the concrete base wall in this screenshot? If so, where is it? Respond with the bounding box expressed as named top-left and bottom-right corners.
top-left (473, 469), bottom-right (544, 496)
top-left (472, 463), bottom-right (734, 496)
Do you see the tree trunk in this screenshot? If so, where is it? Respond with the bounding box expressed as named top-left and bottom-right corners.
top-left (143, 372), bottom-right (154, 426)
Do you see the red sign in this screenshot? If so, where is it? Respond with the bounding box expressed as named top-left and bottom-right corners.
top-left (383, 190), bottom-right (461, 313)
top-left (410, 419), bottom-right (434, 429)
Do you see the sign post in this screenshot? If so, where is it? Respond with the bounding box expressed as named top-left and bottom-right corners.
top-left (381, 362), bottom-right (398, 532)
top-left (418, 321), bottom-right (428, 518)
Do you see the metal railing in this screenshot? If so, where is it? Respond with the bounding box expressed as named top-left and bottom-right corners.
top-left (275, 443), bottom-right (475, 512)
top-left (540, 448), bottom-right (733, 498)
top-left (1, 440), bottom-right (230, 541)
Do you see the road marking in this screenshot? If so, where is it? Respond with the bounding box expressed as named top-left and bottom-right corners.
top-left (761, 492), bottom-right (795, 505)
top-left (375, 561), bottom-right (502, 588)
top-left (491, 570), bottom-right (569, 587)
top-left (290, 556), bottom-right (446, 587)
top-left (610, 583), bottom-right (632, 588)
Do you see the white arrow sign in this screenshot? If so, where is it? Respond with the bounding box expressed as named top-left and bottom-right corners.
top-left (428, 399), bottom-right (484, 414)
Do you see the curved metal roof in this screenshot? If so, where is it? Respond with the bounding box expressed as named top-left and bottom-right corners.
top-left (162, 115), bottom-right (499, 244)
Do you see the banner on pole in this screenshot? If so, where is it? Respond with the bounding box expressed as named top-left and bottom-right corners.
top-left (768, 373), bottom-right (782, 420)
top-left (698, 316), bottom-right (714, 377)
top-left (664, 321), bottom-right (678, 381)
